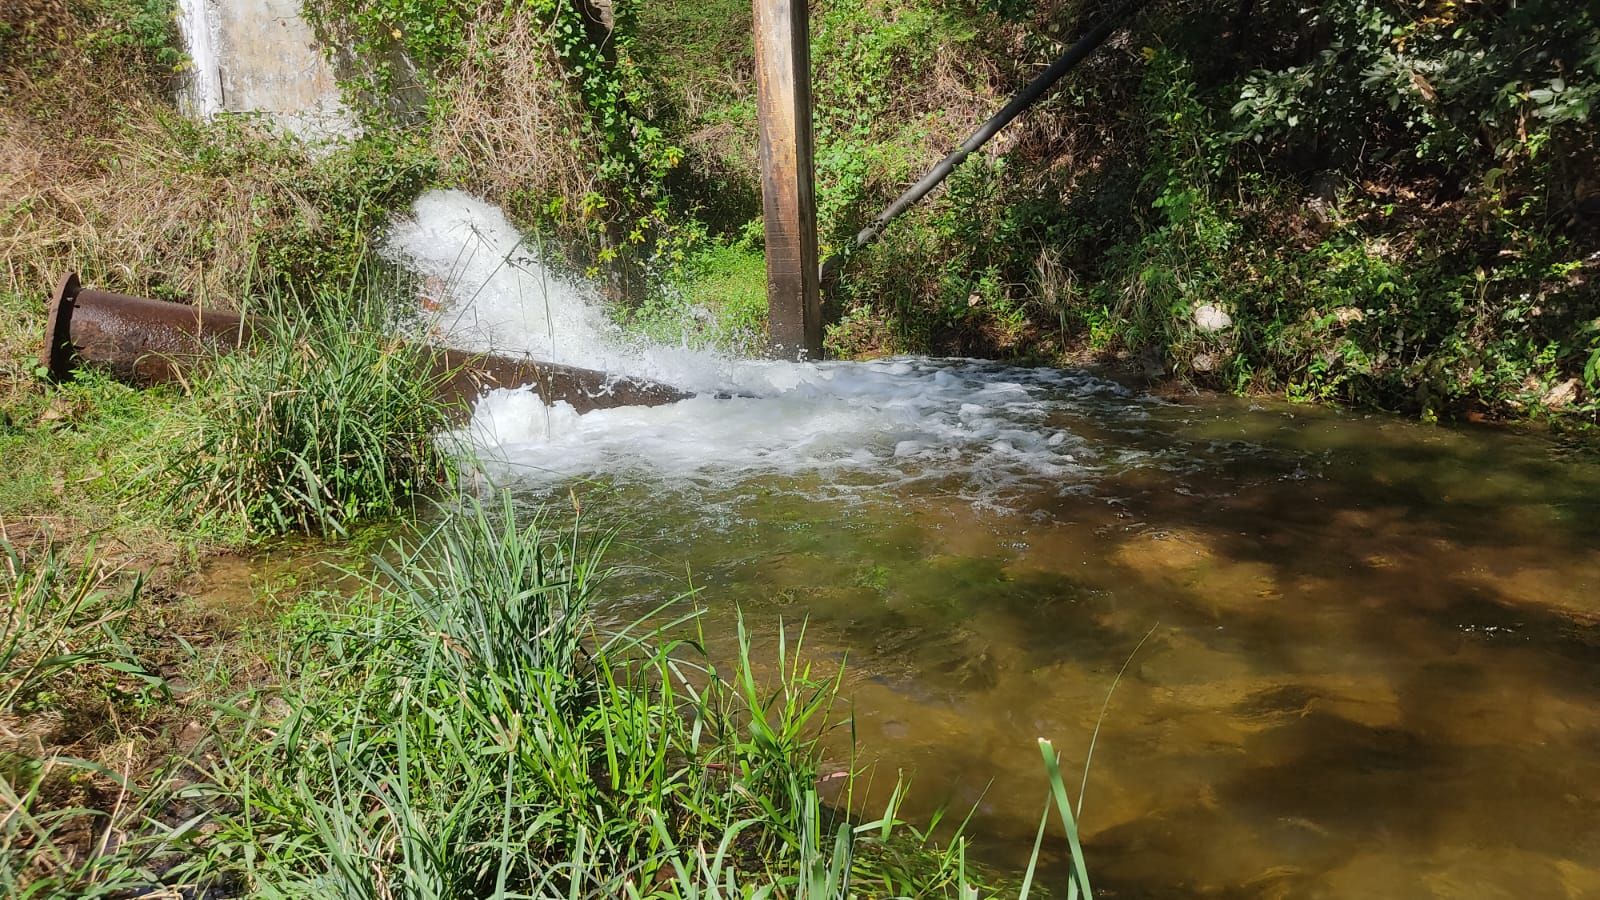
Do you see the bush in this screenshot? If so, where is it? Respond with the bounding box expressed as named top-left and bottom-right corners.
top-left (167, 269), bottom-right (456, 536)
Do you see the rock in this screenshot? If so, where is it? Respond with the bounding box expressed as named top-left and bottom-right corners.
top-left (177, 720), bottom-right (206, 754)
top-left (1543, 378), bottom-right (1581, 410)
top-left (1193, 303), bottom-right (1232, 332)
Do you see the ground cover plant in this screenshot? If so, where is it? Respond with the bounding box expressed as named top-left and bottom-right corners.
top-left (0, 540), bottom-right (176, 896)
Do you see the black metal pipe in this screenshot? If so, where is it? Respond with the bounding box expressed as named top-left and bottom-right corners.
top-left (819, 0), bottom-right (1148, 283)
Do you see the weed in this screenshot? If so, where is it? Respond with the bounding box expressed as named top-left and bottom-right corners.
top-left (165, 267), bottom-right (456, 538)
top-left (0, 540), bottom-right (171, 897)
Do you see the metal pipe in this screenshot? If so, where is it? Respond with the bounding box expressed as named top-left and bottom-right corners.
top-left (818, 0), bottom-right (1148, 284)
top-left (41, 273), bottom-right (689, 414)
top-left (42, 273), bottom-right (256, 385)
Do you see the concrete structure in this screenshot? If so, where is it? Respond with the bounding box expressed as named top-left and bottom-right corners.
top-left (178, 0), bottom-right (354, 141)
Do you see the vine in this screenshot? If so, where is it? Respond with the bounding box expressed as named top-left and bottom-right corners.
top-left (302, 0), bottom-right (691, 282)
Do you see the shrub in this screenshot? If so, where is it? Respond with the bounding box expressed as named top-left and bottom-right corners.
top-left (167, 269), bottom-right (455, 537)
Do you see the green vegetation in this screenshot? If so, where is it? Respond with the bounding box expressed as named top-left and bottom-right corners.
top-left (304, 0), bottom-right (693, 286)
top-left (1, 502), bottom-right (1098, 896)
top-left (166, 271), bottom-right (455, 538)
top-left (0, 542), bottom-right (156, 896)
top-left (279, 0), bottom-right (1597, 422)
top-left (181, 501), bottom-right (971, 895)
top-left (629, 0), bottom-right (1598, 422)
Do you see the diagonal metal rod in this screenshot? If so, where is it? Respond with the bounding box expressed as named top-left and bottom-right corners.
top-left (820, 0), bottom-right (1149, 283)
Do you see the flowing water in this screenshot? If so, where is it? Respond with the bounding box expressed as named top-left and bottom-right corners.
top-left (389, 191), bottom-right (1600, 897)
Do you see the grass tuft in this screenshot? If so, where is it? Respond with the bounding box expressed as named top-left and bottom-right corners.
top-left (165, 499), bottom-right (1093, 897)
top-left (165, 268), bottom-right (456, 538)
top-left (0, 539), bottom-right (172, 897)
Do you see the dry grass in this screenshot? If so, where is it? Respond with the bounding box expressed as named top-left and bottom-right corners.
top-left (0, 73), bottom-right (317, 308)
top-left (0, 0), bottom-right (322, 307)
top-left (430, 7), bottom-right (602, 233)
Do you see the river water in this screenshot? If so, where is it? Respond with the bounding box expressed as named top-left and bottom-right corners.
top-left (390, 191), bottom-right (1600, 897)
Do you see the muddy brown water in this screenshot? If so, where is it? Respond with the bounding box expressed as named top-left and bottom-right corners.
top-left (547, 391), bottom-right (1600, 897)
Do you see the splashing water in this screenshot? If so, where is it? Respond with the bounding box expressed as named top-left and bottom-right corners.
top-left (177, 0), bottom-right (222, 117)
top-left (384, 190), bottom-right (1148, 503)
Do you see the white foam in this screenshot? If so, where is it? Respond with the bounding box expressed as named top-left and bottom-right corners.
top-left (385, 190), bottom-right (1143, 505)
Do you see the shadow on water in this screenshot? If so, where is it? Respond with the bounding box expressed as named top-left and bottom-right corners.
top-left (515, 389), bottom-right (1600, 897)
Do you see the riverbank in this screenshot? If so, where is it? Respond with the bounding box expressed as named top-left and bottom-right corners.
top-left (8, 1), bottom-right (1595, 430)
top-left (3, 269), bottom-right (1108, 895)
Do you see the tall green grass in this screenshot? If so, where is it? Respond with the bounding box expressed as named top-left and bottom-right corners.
top-left (177, 499), bottom-right (1096, 897)
top-left (167, 268), bottom-right (455, 538)
top-left (0, 542), bottom-right (147, 712)
top-left (0, 541), bottom-right (172, 897)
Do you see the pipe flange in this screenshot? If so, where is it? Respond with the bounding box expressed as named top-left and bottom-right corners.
top-left (41, 272), bottom-right (81, 382)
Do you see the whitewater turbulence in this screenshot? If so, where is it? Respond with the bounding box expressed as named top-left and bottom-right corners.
top-left (384, 190), bottom-right (1149, 505)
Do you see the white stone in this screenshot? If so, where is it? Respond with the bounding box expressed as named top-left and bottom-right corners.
top-left (1193, 303), bottom-right (1233, 333)
top-left (1543, 378), bottom-right (1581, 410)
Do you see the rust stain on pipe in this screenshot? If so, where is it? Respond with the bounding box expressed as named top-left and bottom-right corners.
top-left (43, 273), bottom-right (255, 385)
top-left (42, 273), bottom-right (689, 414)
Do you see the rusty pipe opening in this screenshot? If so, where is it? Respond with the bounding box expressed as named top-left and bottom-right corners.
top-left (41, 273), bottom-right (690, 414)
top-left (43, 272), bottom-right (259, 386)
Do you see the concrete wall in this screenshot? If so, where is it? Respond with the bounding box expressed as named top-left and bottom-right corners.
top-left (179, 0), bottom-right (354, 142)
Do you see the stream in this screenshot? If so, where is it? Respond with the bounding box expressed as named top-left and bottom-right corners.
top-left (389, 190), bottom-right (1600, 896)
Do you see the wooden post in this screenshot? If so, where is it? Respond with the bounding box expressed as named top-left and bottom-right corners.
top-left (753, 0), bottom-right (821, 360)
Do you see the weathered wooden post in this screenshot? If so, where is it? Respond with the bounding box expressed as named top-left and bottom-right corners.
top-left (752, 0), bottom-right (822, 360)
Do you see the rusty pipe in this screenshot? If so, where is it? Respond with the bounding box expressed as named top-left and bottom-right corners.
top-left (42, 273), bottom-right (257, 385)
top-left (42, 273), bottom-right (689, 414)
